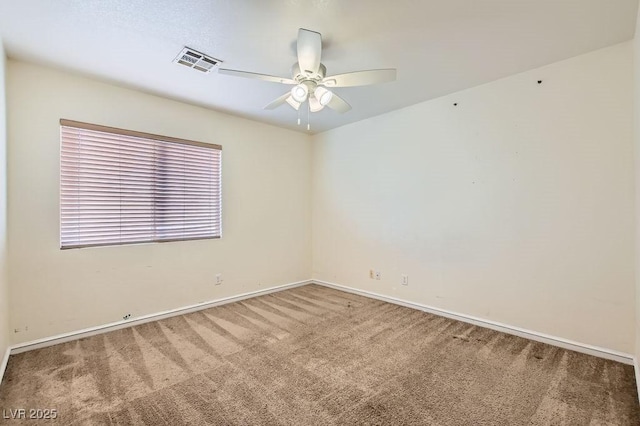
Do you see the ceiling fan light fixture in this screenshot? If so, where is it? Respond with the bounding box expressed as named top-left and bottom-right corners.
top-left (286, 96), bottom-right (301, 110)
top-left (315, 86), bottom-right (333, 106)
top-left (309, 96), bottom-right (324, 112)
top-left (291, 84), bottom-right (309, 103)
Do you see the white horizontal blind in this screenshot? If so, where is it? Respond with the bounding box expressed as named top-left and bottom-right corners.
top-left (60, 120), bottom-right (222, 249)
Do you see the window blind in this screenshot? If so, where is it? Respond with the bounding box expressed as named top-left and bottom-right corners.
top-left (60, 119), bottom-right (222, 249)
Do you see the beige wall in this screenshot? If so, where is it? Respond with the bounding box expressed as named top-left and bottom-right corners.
top-left (312, 42), bottom-right (635, 353)
top-left (634, 6), bottom-right (640, 382)
top-left (0, 40), bottom-right (9, 359)
top-left (3, 41), bottom-right (636, 357)
top-left (7, 60), bottom-right (312, 344)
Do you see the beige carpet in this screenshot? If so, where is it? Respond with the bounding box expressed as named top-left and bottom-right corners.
top-left (0, 284), bottom-right (638, 425)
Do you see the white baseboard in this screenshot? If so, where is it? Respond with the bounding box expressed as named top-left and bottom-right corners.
top-left (313, 280), bottom-right (634, 365)
top-left (10, 279), bottom-right (312, 355)
top-left (3, 277), bottom-right (634, 380)
top-left (0, 347), bottom-right (10, 385)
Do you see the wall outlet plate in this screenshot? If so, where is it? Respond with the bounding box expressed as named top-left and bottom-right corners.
top-left (215, 273), bottom-right (222, 285)
top-left (401, 274), bottom-right (409, 286)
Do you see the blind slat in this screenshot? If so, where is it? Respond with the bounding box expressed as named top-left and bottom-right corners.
top-left (60, 123), bottom-right (222, 249)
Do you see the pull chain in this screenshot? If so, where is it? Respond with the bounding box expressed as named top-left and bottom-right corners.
top-left (297, 105), bottom-right (301, 125)
top-left (307, 100), bottom-right (311, 131)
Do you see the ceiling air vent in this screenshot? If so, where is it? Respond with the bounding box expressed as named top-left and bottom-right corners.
top-left (174, 47), bottom-right (222, 73)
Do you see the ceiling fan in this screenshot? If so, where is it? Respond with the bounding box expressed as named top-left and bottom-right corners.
top-left (218, 28), bottom-right (396, 117)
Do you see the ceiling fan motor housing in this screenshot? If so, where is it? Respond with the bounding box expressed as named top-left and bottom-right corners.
top-left (291, 63), bottom-right (328, 103)
top-left (292, 62), bottom-right (326, 83)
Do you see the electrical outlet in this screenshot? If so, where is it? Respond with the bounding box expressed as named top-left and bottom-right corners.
top-left (375, 271), bottom-right (381, 280)
top-left (215, 273), bottom-right (222, 285)
top-left (401, 274), bottom-right (409, 286)
top-left (369, 269), bottom-right (374, 279)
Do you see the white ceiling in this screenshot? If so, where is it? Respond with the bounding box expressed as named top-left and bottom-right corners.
top-left (0, 0), bottom-right (637, 134)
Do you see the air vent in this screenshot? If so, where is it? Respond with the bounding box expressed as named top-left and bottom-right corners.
top-left (173, 47), bottom-right (222, 73)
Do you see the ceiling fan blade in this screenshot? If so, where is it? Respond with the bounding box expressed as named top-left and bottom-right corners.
top-left (322, 69), bottom-right (396, 87)
top-left (218, 68), bottom-right (296, 85)
top-left (264, 92), bottom-right (292, 110)
top-left (297, 28), bottom-right (322, 75)
top-left (326, 93), bottom-right (351, 113)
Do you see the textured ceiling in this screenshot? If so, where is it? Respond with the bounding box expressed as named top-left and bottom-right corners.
top-left (0, 0), bottom-right (637, 133)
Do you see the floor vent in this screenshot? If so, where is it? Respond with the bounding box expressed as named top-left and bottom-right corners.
top-left (174, 47), bottom-right (222, 73)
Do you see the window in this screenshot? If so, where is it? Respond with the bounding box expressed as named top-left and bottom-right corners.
top-left (60, 120), bottom-right (222, 249)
